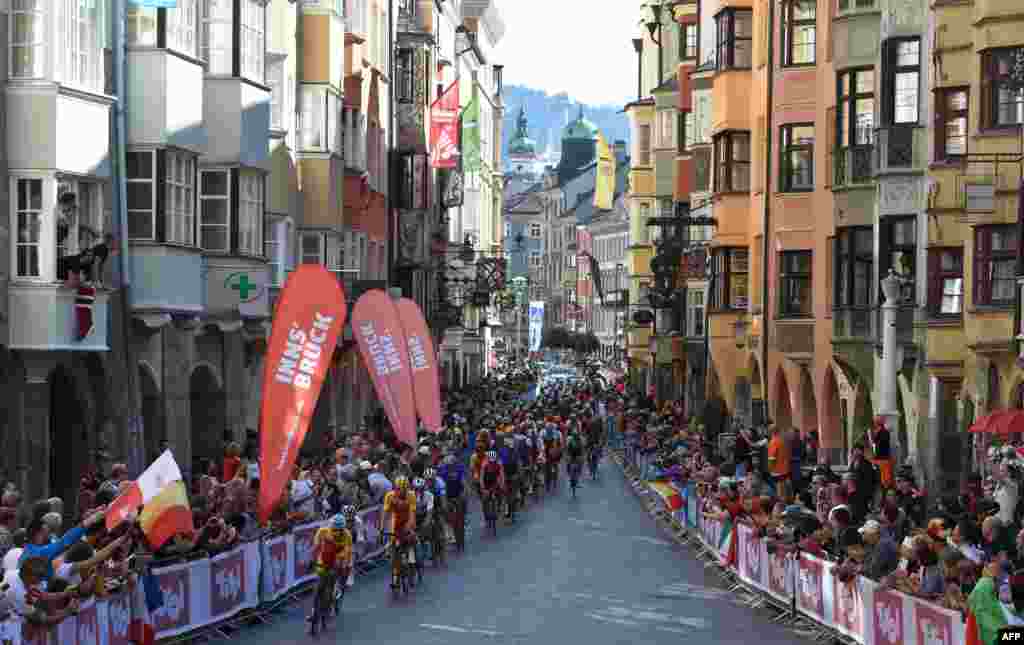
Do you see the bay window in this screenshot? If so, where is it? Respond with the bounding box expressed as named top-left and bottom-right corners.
top-left (658, 110), bottom-right (675, 148)
top-left (780, 124), bottom-right (814, 192)
top-left (681, 22), bottom-right (698, 60)
top-left (715, 9), bottom-right (752, 70)
top-left (267, 58), bottom-right (286, 131)
top-left (880, 216), bottom-right (916, 303)
top-left (264, 218), bottom-right (284, 286)
top-left (240, 0), bottom-right (266, 82)
top-left (935, 88), bottom-right (968, 162)
top-left (127, 7), bottom-right (157, 45)
top-left (57, 179), bottom-right (103, 280)
top-left (300, 86), bottom-right (341, 152)
top-left (202, 0), bottom-right (233, 74)
top-left (127, 151), bottom-right (156, 240)
top-left (199, 169), bottom-right (230, 252)
top-left (397, 49), bottom-right (414, 103)
top-left (779, 250), bottom-right (812, 317)
top-left (837, 69), bottom-right (875, 147)
top-left (14, 179), bottom-right (43, 279)
top-left (301, 232), bottom-right (325, 265)
top-left (11, 0), bottom-right (46, 78)
top-left (165, 151), bottom-right (196, 245)
top-left (687, 289), bottom-right (705, 337)
top-left (238, 171), bottom-right (263, 256)
top-left (714, 131), bottom-right (751, 192)
top-left (883, 38), bottom-right (920, 124)
top-left (981, 48), bottom-right (1024, 128)
top-left (834, 227), bottom-right (872, 309)
top-left (637, 124), bottom-right (652, 165)
top-left (782, 0), bottom-right (815, 67)
top-left (62, 0), bottom-right (103, 91)
top-left (974, 225), bottom-right (1016, 306)
top-left (711, 247), bottom-right (748, 310)
top-left (927, 248), bottom-right (963, 316)
top-left (167, 0), bottom-right (199, 58)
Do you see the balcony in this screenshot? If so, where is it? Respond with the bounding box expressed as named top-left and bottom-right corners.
top-left (875, 126), bottom-right (925, 174)
top-left (7, 283), bottom-right (110, 351)
top-left (129, 244), bottom-right (206, 319)
top-left (344, 0), bottom-right (367, 40)
top-left (203, 79), bottom-right (271, 167)
top-left (772, 319), bottom-right (815, 356)
top-left (830, 146), bottom-right (875, 189)
top-left (126, 50), bottom-right (206, 150)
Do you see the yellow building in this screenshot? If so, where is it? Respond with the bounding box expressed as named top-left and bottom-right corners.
top-left (926, 0), bottom-right (1023, 488)
top-left (625, 97), bottom-right (657, 390)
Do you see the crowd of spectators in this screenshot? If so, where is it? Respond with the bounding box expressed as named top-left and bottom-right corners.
top-left (618, 396), bottom-right (1024, 639)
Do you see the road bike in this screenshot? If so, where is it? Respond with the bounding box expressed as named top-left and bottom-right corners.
top-left (383, 532), bottom-right (417, 598)
top-left (588, 446), bottom-right (601, 480)
top-left (568, 459), bottom-right (582, 499)
top-left (482, 489), bottom-right (500, 537)
top-left (446, 494), bottom-right (466, 552)
top-left (308, 566), bottom-right (346, 636)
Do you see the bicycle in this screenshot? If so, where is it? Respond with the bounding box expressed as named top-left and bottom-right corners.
top-left (308, 566), bottom-right (345, 636)
top-left (481, 489), bottom-right (499, 537)
top-left (588, 446), bottom-right (601, 480)
top-left (446, 494), bottom-right (466, 552)
top-left (383, 532), bottom-right (416, 598)
top-left (567, 459), bottom-right (582, 499)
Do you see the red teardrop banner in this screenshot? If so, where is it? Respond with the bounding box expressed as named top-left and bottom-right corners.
top-left (395, 297), bottom-right (442, 433)
top-left (259, 265), bottom-right (347, 524)
top-left (351, 290), bottom-right (418, 446)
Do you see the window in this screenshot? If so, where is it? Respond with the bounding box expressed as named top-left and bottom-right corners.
top-left (529, 223), bottom-right (542, 239)
top-left (637, 124), bottom-right (652, 165)
top-left (238, 171), bottom-right (263, 255)
top-left (883, 38), bottom-right (920, 124)
top-left (681, 23), bottom-right (698, 60)
top-left (837, 69), bottom-right (875, 146)
top-left (14, 179), bottom-right (43, 278)
top-left (981, 48), bottom-right (1024, 128)
top-left (936, 88), bottom-right (968, 162)
top-left (782, 0), bottom-right (815, 66)
top-left (530, 252), bottom-right (542, 268)
top-left (62, 0), bottom-right (103, 90)
top-left (240, 0), bottom-right (265, 81)
top-left (396, 49), bottom-right (414, 102)
top-left (780, 124), bottom-right (814, 191)
top-left (928, 248), bottom-right (963, 316)
top-left (165, 151), bottom-right (196, 245)
top-left (711, 247), bottom-right (749, 309)
top-left (202, 0), bottom-right (233, 74)
top-left (687, 289), bottom-right (705, 337)
top-left (56, 180), bottom-right (102, 268)
top-left (715, 9), bottom-right (752, 70)
top-left (167, 0), bottom-right (198, 57)
top-left (779, 251), bottom-right (812, 317)
top-left (299, 86), bottom-right (341, 152)
top-left (678, 111), bottom-right (695, 153)
top-left (694, 148), bottom-right (711, 192)
top-left (834, 227), bottom-right (872, 308)
top-left (127, 151), bottom-right (155, 240)
top-left (658, 110), bottom-right (675, 147)
top-left (974, 225), bottom-right (1017, 306)
top-left (199, 170), bottom-right (230, 252)
top-left (11, 0), bottom-right (46, 78)
top-left (267, 59), bottom-right (285, 131)
top-left (881, 216), bottom-right (916, 303)
top-left (301, 231), bottom-right (325, 265)
top-left (265, 218), bottom-right (284, 286)
top-left (714, 131), bottom-right (751, 192)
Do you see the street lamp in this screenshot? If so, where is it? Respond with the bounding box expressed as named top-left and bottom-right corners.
top-left (878, 270), bottom-right (902, 445)
top-left (631, 37), bottom-right (644, 101)
top-left (641, 1), bottom-right (666, 86)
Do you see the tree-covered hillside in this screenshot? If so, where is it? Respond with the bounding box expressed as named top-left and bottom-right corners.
top-left (501, 85), bottom-right (630, 162)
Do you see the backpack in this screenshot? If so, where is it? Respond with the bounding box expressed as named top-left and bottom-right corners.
top-left (483, 463), bottom-right (500, 489)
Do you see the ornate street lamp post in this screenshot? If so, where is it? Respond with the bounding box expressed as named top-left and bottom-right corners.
top-left (879, 270), bottom-right (902, 445)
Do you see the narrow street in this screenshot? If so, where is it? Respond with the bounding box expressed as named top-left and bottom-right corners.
top-left (246, 462), bottom-right (807, 645)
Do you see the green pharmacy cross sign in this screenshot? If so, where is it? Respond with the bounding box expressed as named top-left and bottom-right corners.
top-left (225, 272), bottom-right (263, 303)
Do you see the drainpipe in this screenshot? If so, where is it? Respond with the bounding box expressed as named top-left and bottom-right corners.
top-left (759, 0), bottom-right (776, 429)
top-left (386, 0), bottom-right (396, 291)
top-left (110, 0), bottom-right (144, 476)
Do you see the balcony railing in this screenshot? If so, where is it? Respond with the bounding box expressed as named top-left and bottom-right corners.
top-left (830, 145), bottom-right (875, 188)
top-left (875, 125), bottom-right (923, 172)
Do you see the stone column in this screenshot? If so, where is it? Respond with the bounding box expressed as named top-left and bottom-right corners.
top-left (879, 271), bottom-right (902, 452)
top-left (222, 329), bottom-right (246, 444)
top-left (165, 320), bottom-right (197, 482)
top-left (20, 353), bottom-right (57, 501)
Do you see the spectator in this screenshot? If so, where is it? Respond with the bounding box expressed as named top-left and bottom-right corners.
top-left (3, 557), bottom-right (80, 631)
top-left (222, 442), bottom-right (242, 483)
top-left (20, 509), bottom-right (105, 584)
top-left (2, 530), bottom-right (26, 573)
top-left (766, 426), bottom-right (790, 497)
top-left (861, 519), bottom-right (899, 580)
top-left (950, 518), bottom-right (984, 564)
top-left (982, 516), bottom-right (1012, 563)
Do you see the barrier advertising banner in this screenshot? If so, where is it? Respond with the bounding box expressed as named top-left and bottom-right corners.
top-left (395, 298), bottom-right (442, 433)
top-left (258, 265), bottom-right (347, 524)
top-left (351, 290), bottom-right (418, 446)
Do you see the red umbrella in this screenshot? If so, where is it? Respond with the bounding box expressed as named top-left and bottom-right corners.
top-left (991, 409), bottom-right (1024, 434)
top-left (969, 410), bottom-right (1012, 433)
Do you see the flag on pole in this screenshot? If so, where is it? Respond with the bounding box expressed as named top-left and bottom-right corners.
top-left (461, 85), bottom-right (481, 172)
top-left (430, 81), bottom-right (460, 169)
top-left (107, 450), bottom-right (193, 549)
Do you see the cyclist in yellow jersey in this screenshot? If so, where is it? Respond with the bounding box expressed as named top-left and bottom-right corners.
top-left (382, 476), bottom-right (417, 589)
top-left (308, 514), bottom-right (352, 629)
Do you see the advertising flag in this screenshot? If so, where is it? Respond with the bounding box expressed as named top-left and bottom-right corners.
top-left (351, 290), bottom-right (418, 446)
top-left (461, 85), bottom-right (481, 172)
top-left (594, 132), bottom-right (616, 210)
top-left (395, 297), bottom-right (443, 433)
top-left (528, 301), bottom-right (545, 352)
top-left (430, 80), bottom-right (460, 169)
top-left (258, 265), bottom-right (347, 524)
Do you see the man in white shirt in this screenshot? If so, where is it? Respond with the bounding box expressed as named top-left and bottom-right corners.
top-left (2, 531), bottom-right (26, 575)
top-left (3, 557), bottom-right (78, 644)
top-left (367, 467), bottom-right (393, 504)
top-left (290, 477), bottom-right (316, 517)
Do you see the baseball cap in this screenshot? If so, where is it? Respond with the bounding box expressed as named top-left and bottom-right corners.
top-left (858, 519), bottom-right (882, 534)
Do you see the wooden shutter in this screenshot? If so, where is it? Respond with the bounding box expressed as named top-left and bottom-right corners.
top-left (979, 53), bottom-right (993, 130)
top-left (927, 248), bottom-right (940, 314)
top-left (881, 40), bottom-right (896, 126)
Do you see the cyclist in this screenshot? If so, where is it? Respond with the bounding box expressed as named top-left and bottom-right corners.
top-left (499, 435), bottom-right (520, 520)
top-left (412, 477), bottom-right (433, 574)
top-left (340, 505), bottom-right (362, 589)
top-left (439, 454), bottom-right (467, 551)
top-left (542, 422), bottom-right (562, 489)
top-left (565, 428), bottom-right (585, 491)
top-left (309, 513), bottom-right (352, 631)
top-left (480, 450), bottom-right (505, 524)
top-left (382, 476), bottom-right (417, 591)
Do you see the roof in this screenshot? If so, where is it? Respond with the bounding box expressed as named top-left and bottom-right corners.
top-left (563, 106), bottom-right (599, 141)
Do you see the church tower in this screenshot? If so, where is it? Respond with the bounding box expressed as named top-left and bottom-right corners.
top-left (557, 106), bottom-right (599, 184)
top-left (508, 106), bottom-right (539, 177)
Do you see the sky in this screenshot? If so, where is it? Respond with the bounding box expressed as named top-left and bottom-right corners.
top-left (490, 1), bottom-right (640, 107)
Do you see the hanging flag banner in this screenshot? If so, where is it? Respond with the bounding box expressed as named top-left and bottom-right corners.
top-left (351, 290), bottom-right (418, 446)
top-left (528, 301), bottom-right (545, 352)
top-left (258, 265), bottom-right (347, 524)
top-left (430, 80), bottom-right (460, 169)
top-left (594, 132), bottom-right (616, 210)
top-left (461, 84), bottom-right (481, 172)
top-left (394, 297), bottom-right (443, 433)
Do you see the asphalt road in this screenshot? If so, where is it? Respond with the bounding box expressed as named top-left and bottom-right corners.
top-left (244, 462), bottom-right (809, 645)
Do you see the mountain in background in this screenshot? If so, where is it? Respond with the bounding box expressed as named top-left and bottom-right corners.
top-left (501, 85), bottom-right (630, 164)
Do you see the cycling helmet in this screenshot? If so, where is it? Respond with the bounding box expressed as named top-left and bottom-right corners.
top-left (359, 460), bottom-right (372, 471)
top-left (486, 450), bottom-right (497, 461)
top-left (331, 514), bottom-right (347, 530)
top-left (424, 468), bottom-right (436, 479)
top-left (445, 454), bottom-right (457, 465)
top-left (412, 477), bottom-right (426, 490)
top-left (418, 446), bottom-right (430, 456)
top-left (342, 505), bottom-right (356, 516)
top-left (395, 476), bottom-right (410, 490)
